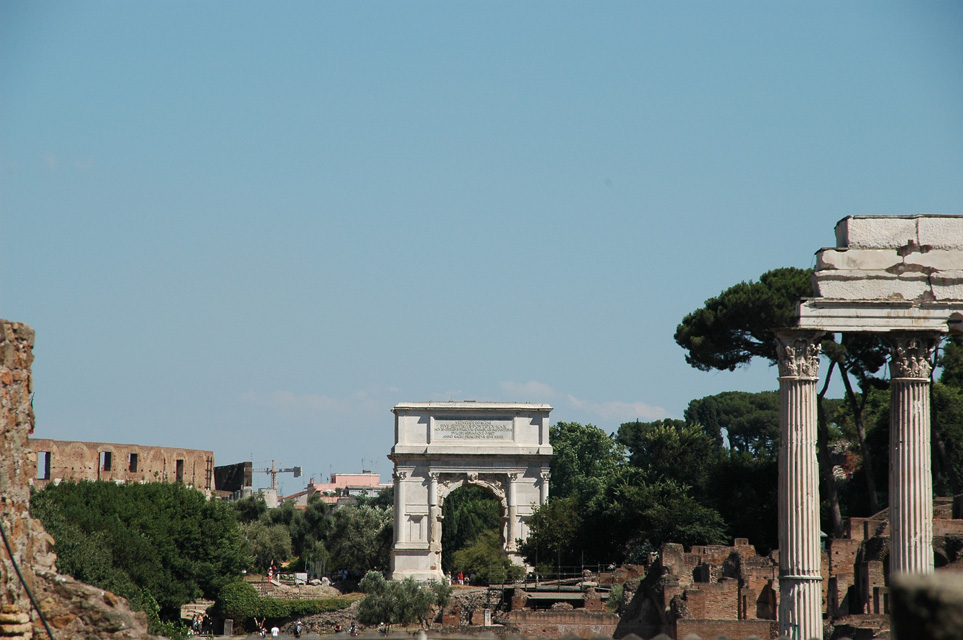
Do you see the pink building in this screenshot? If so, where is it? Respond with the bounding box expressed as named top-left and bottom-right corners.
top-left (283, 472), bottom-right (391, 506)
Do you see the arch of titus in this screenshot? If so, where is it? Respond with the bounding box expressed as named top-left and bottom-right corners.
top-left (779, 215), bottom-right (963, 640)
top-left (388, 402), bottom-right (552, 582)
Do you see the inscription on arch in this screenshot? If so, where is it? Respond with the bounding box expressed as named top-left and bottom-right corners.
top-left (432, 417), bottom-right (514, 441)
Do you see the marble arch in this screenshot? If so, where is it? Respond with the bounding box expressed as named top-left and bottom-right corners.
top-left (388, 402), bottom-right (553, 582)
top-left (778, 215), bottom-right (963, 639)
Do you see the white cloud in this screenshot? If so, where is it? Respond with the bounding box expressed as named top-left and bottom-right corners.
top-left (563, 395), bottom-right (668, 422)
top-left (499, 379), bottom-right (556, 400)
top-left (565, 394), bottom-right (587, 409)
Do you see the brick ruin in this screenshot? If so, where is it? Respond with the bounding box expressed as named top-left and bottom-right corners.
top-left (614, 539), bottom-right (778, 640)
top-left (26, 439), bottom-right (215, 498)
top-left (608, 501), bottom-right (963, 640)
top-left (0, 320), bottom-right (150, 639)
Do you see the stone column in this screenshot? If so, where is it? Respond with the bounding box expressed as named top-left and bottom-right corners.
top-left (428, 473), bottom-right (441, 553)
top-left (506, 473), bottom-right (518, 552)
top-left (539, 471), bottom-right (550, 506)
top-left (776, 330), bottom-right (824, 640)
top-left (888, 333), bottom-right (939, 575)
top-left (393, 470), bottom-right (407, 544)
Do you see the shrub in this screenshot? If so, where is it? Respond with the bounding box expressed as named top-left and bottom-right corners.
top-left (217, 581), bottom-right (262, 620)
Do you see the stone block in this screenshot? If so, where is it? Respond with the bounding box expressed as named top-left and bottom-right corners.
top-left (813, 270), bottom-right (930, 301)
top-left (930, 272), bottom-right (963, 301)
top-left (836, 216), bottom-right (920, 249)
top-left (891, 573), bottom-right (963, 640)
top-left (917, 216), bottom-right (963, 250)
top-left (905, 250), bottom-right (963, 271)
top-left (816, 248), bottom-right (902, 271)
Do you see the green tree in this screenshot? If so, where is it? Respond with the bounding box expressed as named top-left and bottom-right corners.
top-left (674, 267), bottom-right (813, 371)
top-left (287, 495), bottom-right (331, 557)
top-left (31, 480), bottom-right (248, 619)
top-left (328, 504), bottom-right (393, 573)
top-left (217, 580), bottom-right (262, 621)
top-left (593, 466), bottom-right (727, 561)
top-left (451, 530), bottom-right (524, 585)
top-left (616, 418), bottom-right (721, 493)
top-left (674, 266), bottom-right (866, 534)
top-left (357, 486), bottom-right (394, 509)
top-left (706, 451), bottom-right (779, 552)
top-left (517, 496), bottom-right (584, 568)
top-left (357, 572), bottom-right (436, 630)
top-left (241, 522), bottom-right (292, 571)
top-left (441, 485), bottom-right (501, 572)
top-left (932, 383), bottom-right (963, 496)
top-left (232, 494), bottom-right (268, 523)
top-left (549, 422), bottom-right (626, 501)
top-left (683, 391), bottom-right (781, 457)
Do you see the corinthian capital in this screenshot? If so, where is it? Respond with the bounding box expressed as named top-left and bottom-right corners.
top-left (889, 333), bottom-right (939, 379)
top-left (775, 331), bottom-right (824, 379)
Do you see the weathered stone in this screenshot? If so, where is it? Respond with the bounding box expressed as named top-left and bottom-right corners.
top-left (0, 320), bottom-right (152, 639)
top-left (835, 215), bottom-right (963, 250)
top-left (835, 216), bottom-right (921, 249)
top-left (816, 248), bottom-right (903, 271)
top-left (389, 402), bottom-right (552, 581)
top-left (917, 216), bottom-right (963, 250)
top-left (49, 613), bottom-right (77, 629)
top-left (890, 573), bottom-right (963, 640)
top-left (812, 270), bottom-right (931, 301)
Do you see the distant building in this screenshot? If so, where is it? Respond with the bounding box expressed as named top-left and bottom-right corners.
top-left (282, 472), bottom-right (391, 507)
top-left (27, 438), bottom-right (215, 497)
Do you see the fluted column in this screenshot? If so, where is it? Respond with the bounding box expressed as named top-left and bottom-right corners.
top-left (506, 473), bottom-right (518, 552)
top-left (776, 330), bottom-right (824, 640)
top-left (393, 470), bottom-right (407, 544)
top-left (428, 473), bottom-right (441, 553)
top-left (539, 471), bottom-right (550, 506)
top-left (888, 333), bottom-right (939, 575)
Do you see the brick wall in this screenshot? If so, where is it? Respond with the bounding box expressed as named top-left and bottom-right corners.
top-left (676, 618), bottom-right (777, 640)
top-left (28, 439), bottom-right (215, 497)
top-left (504, 610), bottom-right (618, 639)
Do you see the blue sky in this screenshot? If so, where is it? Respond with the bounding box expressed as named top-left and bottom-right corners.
top-left (2, 2), bottom-right (961, 492)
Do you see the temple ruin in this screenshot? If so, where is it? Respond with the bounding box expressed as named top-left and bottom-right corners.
top-left (776, 214), bottom-right (963, 639)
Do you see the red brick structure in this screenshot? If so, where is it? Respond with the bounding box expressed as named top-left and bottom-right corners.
top-left (503, 609), bottom-right (619, 638)
top-left (26, 438), bottom-right (215, 497)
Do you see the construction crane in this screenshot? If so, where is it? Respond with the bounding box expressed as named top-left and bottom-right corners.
top-left (252, 460), bottom-right (302, 492)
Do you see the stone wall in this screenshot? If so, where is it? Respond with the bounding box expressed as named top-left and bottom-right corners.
top-left (503, 609), bottom-right (619, 639)
top-left (675, 618), bottom-right (777, 640)
top-left (0, 321), bottom-right (55, 609)
top-left (0, 320), bottom-right (150, 639)
top-left (27, 439), bottom-right (214, 497)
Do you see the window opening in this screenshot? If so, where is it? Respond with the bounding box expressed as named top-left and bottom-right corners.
top-left (37, 451), bottom-right (51, 480)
